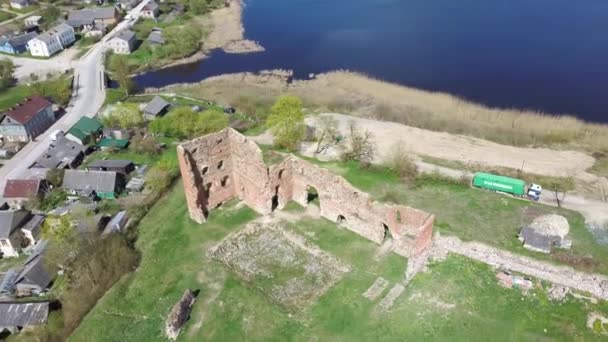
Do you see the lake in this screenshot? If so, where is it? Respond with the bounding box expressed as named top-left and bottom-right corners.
top-left (134, 0), bottom-right (608, 123)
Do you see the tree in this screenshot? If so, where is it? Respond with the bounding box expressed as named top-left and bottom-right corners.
top-left (341, 121), bottom-right (376, 165)
top-left (266, 95), bottom-right (306, 151)
top-left (130, 133), bottom-right (160, 155)
top-left (0, 58), bottom-right (15, 91)
top-left (543, 176), bottom-right (575, 208)
top-left (164, 25), bottom-right (202, 58)
top-left (110, 55), bottom-right (135, 96)
top-left (149, 107), bottom-right (228, 139)
top-left (101, 103), bottom-right (144, 129)
top-left (47, 168), bottom-right (65, 188)
top-left (188, 0), bottom-right (209, 14)
top-left (40, 5), bottom-right (61, 30)
top-left (314, 115), bottom-right (338, 154)
top-left (32, 76), bottom-right (72, 106)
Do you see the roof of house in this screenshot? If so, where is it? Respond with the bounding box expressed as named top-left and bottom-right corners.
top-left (68, 7), bottom-right (116, 22)
top-left (143, 96), bottom-right (170, 116)
top-left (2, 179), bottom-right (43, 199)
top-left (0, 302), bottom-right (49, 328)
top-left (96, 137), bottom-right (129, 148)
top-left (110, 29), bottom-right (136, 43)
top-left (34, 136), bottom-right (86, 169)
top-left (0, 269), bottom-right (19, 294)
top-left (10, 0), bottom-right (29, 5)
top-left (0, 31), bottom-right (37, 49)
top-left (30, 31), bottom-right (56, 45)
top-left (62, 170), bottom-right (118, 193)
top-left (88, 159), bottom-right (134, 169)
top-left (15, 255), bottom-right (52, 289)
top-left (519, 226), bottom-right (556, 253)
top-left (21, 215), bottom-right (44, 234)
top-left (67, 117), bottom-right (103, 141)
top-left (49, 23), bottom-right (74, 35)
top-left (0, 210), bottom-right (30, 239)
top-left (3, 95), bottom-right (51, 125)
top-left (143, 1), bottom-right (159, 11)
top-left (147, 30), bottom-right (164, 44)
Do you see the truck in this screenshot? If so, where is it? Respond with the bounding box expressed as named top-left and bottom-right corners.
top-left (472, 172), bottom-right (526, 196)
top-left (472, 172), bottom-right (543, 201)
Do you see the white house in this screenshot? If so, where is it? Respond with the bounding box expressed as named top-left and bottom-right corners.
top-left (10, 0), bottom-right (30, 10)
top-left (141, 2), bottom-right (160, 19)
top-left (27, 23), bottom-right (75, 57)
top-left (106, 29), bottom-right (136, 54)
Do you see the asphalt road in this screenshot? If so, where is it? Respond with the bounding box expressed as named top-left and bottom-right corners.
top-left (0, 1), bottom-right (150, 199)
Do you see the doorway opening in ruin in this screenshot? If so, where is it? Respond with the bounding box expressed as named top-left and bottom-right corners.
top-left (306, 186), bottom-right (319, 205)
top-left (382, 223), bottom-right (393, 241)
top-left (337, 215), bottom-right (346, 224)
top-left (271, 185), bottom-right (280, 212)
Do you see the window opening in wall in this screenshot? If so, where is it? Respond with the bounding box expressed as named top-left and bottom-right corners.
top-left (337, 215), bottom-right (346, 223)
top-left (383, 223), bottom-right (393, 241)
top-left (217, 160), bottom-right (224, 169)
top-left (271, 185), bottom-right (280, 211)
top-left (278, 169), bottom-right (284, 179)
top-left (306, 186), bottom-right (319, 204)
top-left (201, 166), bottom-right (209, 175)
top-left (221, 175), bottom-right (230, 187)
top-left (215, 202), bottom-right (223, 209)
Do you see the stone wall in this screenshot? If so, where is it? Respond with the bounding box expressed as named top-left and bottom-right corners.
top-left (178, 128), bottom-right (434, 257)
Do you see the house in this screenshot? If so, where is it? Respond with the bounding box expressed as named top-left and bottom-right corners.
top-left (0, 209), bottom-right (30, 258)
top-left (27, 23), bottom-right (76, 57)
top-left (62, 170), bottom-right (123, 199)
top-left (106, 29), bottom-right (136, 54)
top-left (0, 301), bottom-right (49, 333)
top-left (2, 179), bottom-right (47, 207)
top-left (141, 1), bottom-right (160, 19)
top-left (66, 117), bottom-right (103, 145)
top-left (24, 15), bottom-right (42, 28)
top-left (0, 269), bottom-right (19, 296)
top-left (147, 28), bottom-right (164, 45)
top-left (103, 210), bottom-right (128, 234)
top-left (96, 137), bottom-right (129, 150)
top-left (88, 159), bottom-right (134, 174)
top-left (84, 23), bottom-right (106, 38)
top-left (102, 127), bottom-right (131, 140)
top-left (118, 0), bottom-right (141, 10)
top-left (9, 0), bottom-right (30, 9)
top-left (0, 32), bottom-right (38, 55)
top-left (143, 96), bottom-right (170, 120)
top-left (13, 254), bottom-right (53, 297)
top-left (33, 136), bottom-right (86, 169)
top-left (0, 96), bottom-right (54, 142)
top-left (20, 215), bottom-right (44, 246)
top-left (67, 7), bottom-right (118, 30)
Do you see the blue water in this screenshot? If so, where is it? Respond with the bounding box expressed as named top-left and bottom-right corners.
top-left (135, 0), bottom-right (608, 123)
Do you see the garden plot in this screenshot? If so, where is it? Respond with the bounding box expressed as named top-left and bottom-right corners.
top-left (211, 222), bottom-right (350, 309)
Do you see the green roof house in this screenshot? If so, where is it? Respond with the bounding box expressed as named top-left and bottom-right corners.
top-left (66, 117), bottom-right (103, 145)
top-left (97, 137), bottom-right (129, 150)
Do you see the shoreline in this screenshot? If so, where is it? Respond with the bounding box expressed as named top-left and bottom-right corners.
top-left (132, 0), bottom-right (264, 73)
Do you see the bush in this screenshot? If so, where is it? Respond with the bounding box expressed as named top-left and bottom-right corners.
top-left (384, 142), bottom-right (418, 182)
top-left (149, 107), bottom-right (228, 139)
top-left (415, 171), bottom-right (470, 188)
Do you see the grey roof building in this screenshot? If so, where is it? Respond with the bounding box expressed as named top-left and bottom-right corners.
top-left (62, 170), bottom-right (122, 198)
top-left (14, 255), bottom-right (53, 295)
top-left (0, 210), bottom-right (30, 240)
top-left (0, 32), bottom-right (38, 54)
top-left (0, 269), bottom-right (19, 295)
top-left (147, 29), bottom-right (164, 45)
top-left (67, 7), bottom-right (118, 28)
top-left (106, 29), bottom-right (136, 54)
top-left (88, 159), bottom-right (135, 174)
top-left (143, 96), bottom-right (170, 119)
top-left (33, 136), bottom-right (86, 169)
top-left (0, 301), bottom-right (49, 332)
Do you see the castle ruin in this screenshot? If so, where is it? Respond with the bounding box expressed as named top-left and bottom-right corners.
top-left (177, 128), bottom-right (434, 258)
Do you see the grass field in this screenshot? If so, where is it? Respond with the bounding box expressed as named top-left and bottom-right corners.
top-left (0, 10), bottom-right (15, 22)
top-left (69, 183), bottom-right (608, 341)
top-left (0, 84), bottom-right (33, 112)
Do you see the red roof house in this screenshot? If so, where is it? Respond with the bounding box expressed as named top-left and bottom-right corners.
top-left (3, 179), bottom-right (47, 204)
top-left (0, 96), bottom-right (55, 142)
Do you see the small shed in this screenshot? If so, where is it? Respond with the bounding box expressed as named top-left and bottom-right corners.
top-left (97, 137), bottom-right (129, 150)
top-left (88, 159), bottom-right (135, 174)
top-left (126, 177), bottom-right (145, 193)
top-left (519, 214), bottom-right (571, 253)
top-left (103, 210), bottom-right (128, 234)
top-left (66, 117), bottom-right (104, 145)
top-left (0, 301), bottom-right (48, 333)
top-left (143, 96), bottom-right (170, 120)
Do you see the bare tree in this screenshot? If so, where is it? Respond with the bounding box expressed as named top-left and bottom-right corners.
top-left (341, 121), bottom-right (376, 165)
top-left (314, 115), bottom-right (339, 154)
top-left (544, 175), bottom-right (575, 208)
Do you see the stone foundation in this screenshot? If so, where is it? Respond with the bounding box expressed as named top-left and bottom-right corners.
top-left (178, 128), bottom-right (434, 258)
